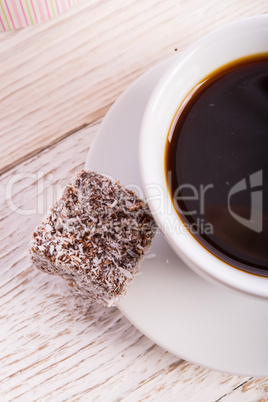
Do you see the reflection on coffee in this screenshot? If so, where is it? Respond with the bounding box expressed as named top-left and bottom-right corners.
top-left (165, 54), bottom-right (268, 276)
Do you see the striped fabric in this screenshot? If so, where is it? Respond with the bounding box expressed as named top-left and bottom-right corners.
top-left (0, 0), bottom-right (80, 30)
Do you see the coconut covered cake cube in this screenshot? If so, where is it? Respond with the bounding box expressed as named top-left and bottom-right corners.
top-left (29, 170), bottom-right (157, 306)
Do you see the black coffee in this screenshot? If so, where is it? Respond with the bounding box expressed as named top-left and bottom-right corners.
top-left (165, 54), bottom-right (268, 276)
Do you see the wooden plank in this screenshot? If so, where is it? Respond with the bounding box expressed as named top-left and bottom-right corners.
top-left (1, 122), bottom-right (266, 401)
top-left (0, 0), bottom-right (266, 173)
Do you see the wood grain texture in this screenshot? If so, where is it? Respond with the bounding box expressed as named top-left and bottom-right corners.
top-left (0, 0), bottom-right (267, 173)
top-left (1, 0), bottom-right (268, 400)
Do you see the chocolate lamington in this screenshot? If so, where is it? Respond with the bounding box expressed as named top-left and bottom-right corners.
top-left (29, 170), bottom-right (157, 306)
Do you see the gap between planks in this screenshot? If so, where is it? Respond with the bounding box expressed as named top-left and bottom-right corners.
top-left (0, 105), bottom-right (110, 176)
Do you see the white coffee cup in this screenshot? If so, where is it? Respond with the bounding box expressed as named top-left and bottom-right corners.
top-left (139, 15), bottom-right (268, 299)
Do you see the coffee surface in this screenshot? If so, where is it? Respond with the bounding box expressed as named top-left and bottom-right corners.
top-left (165, 54), bottom-right (268, 276)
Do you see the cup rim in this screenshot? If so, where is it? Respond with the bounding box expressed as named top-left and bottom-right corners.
top-left (139, 15), bottom-right (268, 300)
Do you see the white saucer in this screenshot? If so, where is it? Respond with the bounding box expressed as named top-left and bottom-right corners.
top-left (85, 56), bottom-right (268, 376)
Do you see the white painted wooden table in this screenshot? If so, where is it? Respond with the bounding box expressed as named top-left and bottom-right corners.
top-left (1, 1), bottom-right (268, 400)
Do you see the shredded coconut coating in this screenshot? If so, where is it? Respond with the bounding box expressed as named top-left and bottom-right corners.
top-left (29, 170), bottom-right (157, 306)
